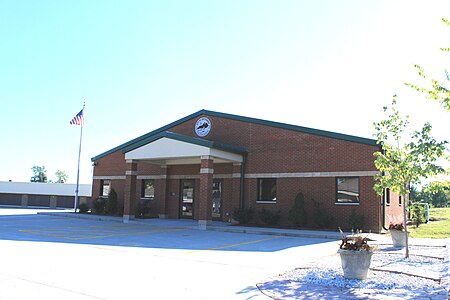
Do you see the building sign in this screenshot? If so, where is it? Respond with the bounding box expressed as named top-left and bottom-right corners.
top-left (195, 117), bottom-right (211, 137)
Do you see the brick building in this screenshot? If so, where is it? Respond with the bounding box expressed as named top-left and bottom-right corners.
top-left (91, 110), bottom-right (403, 232)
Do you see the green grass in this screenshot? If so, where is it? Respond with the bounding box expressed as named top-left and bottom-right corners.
top-left (408, 207), bottom-right (450, 238)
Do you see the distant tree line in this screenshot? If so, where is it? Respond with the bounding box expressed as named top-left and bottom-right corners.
top-left (410, 182), bottom-right (450, 208)
top-left (30, 165), bottom-right (68, 183)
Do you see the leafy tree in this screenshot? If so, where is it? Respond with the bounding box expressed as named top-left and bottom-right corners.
top-left (30, 165), bottom-right (48, 183)
top-left (405, 18), bottom-right (450, 111)
top-left (373, 97), bottom-right (448, 257)
top-left (428, 182), bottom-right (450, 207)
top-left (412, 182), bottom-right (450, 208)
top-left (55, 170), bottom-right (69, 183)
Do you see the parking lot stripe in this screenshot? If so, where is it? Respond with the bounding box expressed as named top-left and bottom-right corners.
top-left (19, 227), bottom-right (187, 241)
top-left (185, 236), bottom-right (282, 254)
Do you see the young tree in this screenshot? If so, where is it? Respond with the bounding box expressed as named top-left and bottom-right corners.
top-left (30, 165), bottom-right (48, 183)
top-left (373, 97), bottom-right (448, 258)
top-left (55, 170), bottom-right (69, 183)
top-left (405, 18), bottom-right (450, 111)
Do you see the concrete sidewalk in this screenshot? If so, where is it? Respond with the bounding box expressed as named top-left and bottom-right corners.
top-left (39, 211), bottom-right (347, 239)
top-left (5, 208), bottom-right (448, 299)
top-left (39, 211), bottom-right (450, 248)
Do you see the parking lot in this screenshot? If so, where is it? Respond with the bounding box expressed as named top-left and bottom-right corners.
top-left (0, 208), bottom-right (339, 300)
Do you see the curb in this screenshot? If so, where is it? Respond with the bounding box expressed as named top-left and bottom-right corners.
top-left (37, 211), bottom-right (344, 239)
top-left (38, 212), bottom-right (123, 223)
top-left (206, 226), bottom-right (342, 239)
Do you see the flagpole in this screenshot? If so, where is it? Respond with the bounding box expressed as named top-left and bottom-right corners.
top-left (74, 102), bottom-right (85, 212)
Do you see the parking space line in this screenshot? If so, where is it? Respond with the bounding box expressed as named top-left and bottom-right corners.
top-left (66, 228), bottom-right (187, 240)
top-left (185, 236), bottom-right (282, 254)
top-left (19, 227), bottom-right (187, 241)
top-left (0, 217), bottom-right (67, 222)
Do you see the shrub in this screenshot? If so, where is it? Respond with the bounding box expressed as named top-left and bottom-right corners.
top-left (92, 197), bottom-right (106, 214)
top-left (288, 192), bottom-right (308, 227)
top-left (136, 200), bottom-right (151, 218)
top-left (259, 209), bottom-right (281, 226)
top-left (348, 209), bottom-right (365, 231)
top-left (410, 203), bottom-right (427, 227)
top-left (105, 188), bottom-right (118, 215)
top-left (312, 199), bottom-right (334, 228)
top-left (232, 207), bottom-right (255, 224)
top-left (78, 203), bottom-right (89, 214)
top-left (117, 204), bottom-right (124, 216)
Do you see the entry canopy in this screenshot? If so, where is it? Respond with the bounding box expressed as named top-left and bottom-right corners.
top-left (123, 131), bottom-right (247, 165)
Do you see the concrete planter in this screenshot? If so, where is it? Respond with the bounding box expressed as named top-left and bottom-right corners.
top-left (338, 249), bottom-right (373, 280)
top-left (390, 229), bottom-right (407, 247)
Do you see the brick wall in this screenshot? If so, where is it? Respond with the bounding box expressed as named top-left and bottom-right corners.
top-left (91, 113), bottom-right (388, 232)
top-left (385, 189), bottom-right (404, 227)
top-left (93, 151), bottom-right (127, 176)
top-left (166, 115), bottom-right (379, 173)
top-left (92, 150), bottom-right (127, 205)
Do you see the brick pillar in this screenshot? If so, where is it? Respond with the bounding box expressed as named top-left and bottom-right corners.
top-left (158, 165), bottom-right (168, 218)
top-left (231, 163), bottom-right (242, 223)
top-left (198, 156), bottom-right (214, 229)
top-left (123, 160), bottom-right (138, 223)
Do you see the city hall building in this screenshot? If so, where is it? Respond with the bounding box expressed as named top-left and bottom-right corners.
top-left (91, 110), bottom-right (402, 232)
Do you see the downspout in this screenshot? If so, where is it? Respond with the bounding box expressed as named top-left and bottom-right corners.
top-left (382, 186), bottom-right (388, 231)
top-left (239, 155), bottom-right (247, 209)
top-left (380, 148), bottom-right (388, 231)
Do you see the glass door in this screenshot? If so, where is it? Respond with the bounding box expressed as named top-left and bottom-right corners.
top-left (180, 180), bottom-right (195, 219)
top-left (212, 179), bottom-right (222, 220)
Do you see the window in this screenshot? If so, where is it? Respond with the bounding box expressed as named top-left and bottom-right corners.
top-left (100, 180), bottom-right (111, 197)
top-left (399, 195), bottom-right (402, 205)
top-left (386, 189), bottom-right (391, 206)
top-left (257, 178), bottom-right (277, 202)
top-left (141, 179), bottom-right (155, 199)
top-left (336, 177), bottom-right (359, 204)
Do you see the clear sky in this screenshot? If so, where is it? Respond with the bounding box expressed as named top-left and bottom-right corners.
top-left (0, 0), bottom-right (449, 184)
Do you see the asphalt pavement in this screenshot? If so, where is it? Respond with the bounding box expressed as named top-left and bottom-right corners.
top-left (0, 207), bottom-right (340, 300)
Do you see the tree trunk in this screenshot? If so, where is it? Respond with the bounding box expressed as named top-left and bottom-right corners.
top-left (402, 194), bottom-right (409, 258)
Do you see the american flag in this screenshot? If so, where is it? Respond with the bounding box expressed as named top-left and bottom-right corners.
top-left (70, 109), bottom-right (84, 125)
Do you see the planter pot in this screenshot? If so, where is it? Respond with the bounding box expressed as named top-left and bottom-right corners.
top-left (338, 249), bottom-right (373, 280)
top-left (390, 229), bottom-right (407, 247)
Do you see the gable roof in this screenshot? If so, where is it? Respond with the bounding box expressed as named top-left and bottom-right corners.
top-left (91, 109), bottom-right (378, 161)
top-left (122, 131), bottom-right (248, 154)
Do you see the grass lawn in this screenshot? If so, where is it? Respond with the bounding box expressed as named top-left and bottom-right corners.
top-left (408, 207), bottom-right (450, 238)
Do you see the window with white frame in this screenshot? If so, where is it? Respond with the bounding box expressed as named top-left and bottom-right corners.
top-left (100, 179), bottom-right (111, 197)
top-left (336, 177), bottom-right (359, 204)
top-left (257, 178), bottom-right (277, 202)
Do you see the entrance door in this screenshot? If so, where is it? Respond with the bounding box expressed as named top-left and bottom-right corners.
top-left (180, 179), bottom-right (195, 219)
top-left (212, 179), bottom-right (222, 220)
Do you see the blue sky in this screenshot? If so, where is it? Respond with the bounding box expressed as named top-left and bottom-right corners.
top-left (0, 1), bottom-right (449, 184)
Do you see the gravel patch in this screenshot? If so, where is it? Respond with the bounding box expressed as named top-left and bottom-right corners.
top-left (279, 254), bottom-right (442, 290)
top-left (259, 243), bottom-right (449, 299)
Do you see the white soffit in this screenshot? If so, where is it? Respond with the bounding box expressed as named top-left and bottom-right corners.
top-left (124, 137), bottom-right (243, 163)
